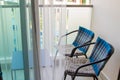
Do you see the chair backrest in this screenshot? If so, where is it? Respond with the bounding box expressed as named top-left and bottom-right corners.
top-left (89, 37), bottom-right (114, 76)
top-left (72, 26), bottom-right (94, 54)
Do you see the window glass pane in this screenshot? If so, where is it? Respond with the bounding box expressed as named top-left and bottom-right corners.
top-left (0, 6), bottom-right (24, 80)
top-left (0, 0), bottom-right (35, 80)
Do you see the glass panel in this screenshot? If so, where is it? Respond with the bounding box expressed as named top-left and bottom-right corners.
top-left (0, 5), bottom-right (24, 80)
top-left (0, 0), bottom-right (35, 80)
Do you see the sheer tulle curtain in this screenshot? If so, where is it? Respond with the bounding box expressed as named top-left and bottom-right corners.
top-left (39, 2), bottom-right (67, 80)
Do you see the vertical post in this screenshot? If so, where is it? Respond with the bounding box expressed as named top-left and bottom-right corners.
top-left (19, 0), bottom-right (30, 80)
top-left (31, 0), bottom-right (41, 80)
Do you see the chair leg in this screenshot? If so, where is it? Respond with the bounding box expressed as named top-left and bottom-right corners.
top-left (64, 72), bottom-right (67, 80)
top-left (75, 56), bottom-right (78, 58)
top-left (93, 76), bottom-right (98, 80)
top-left (95, 76), bottom-right (98, 80)
top-left (71, 76), bottom-right (73, 80)
top-left (71, 76), bottom-right (76, 80)
top-left (11, 70), bottom-right (14, 80)
top-left (84, 54), bottom-right (88, 58)
top-left (93, 77), bottom-right (95, 80)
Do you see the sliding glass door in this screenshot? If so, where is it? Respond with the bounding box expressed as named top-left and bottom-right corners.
top-left (0, 1), bottom-right (23, 80)
top-left (0, 0), bottom-right (36, 80)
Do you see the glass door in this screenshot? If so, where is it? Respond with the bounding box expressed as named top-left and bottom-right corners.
top-left (0, 1), bottom-right (23, 80)
top-left (0, 0), bottom-right (35, 80)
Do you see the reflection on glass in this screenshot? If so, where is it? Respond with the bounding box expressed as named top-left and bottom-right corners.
top-left (0, 0), bottom-right (35, 80)
top-left (0, 6), bottom-right (24, 80)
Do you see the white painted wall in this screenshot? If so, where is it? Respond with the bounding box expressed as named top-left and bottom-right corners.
top-left (91, 0), bottom-right (120, 80)
top-left (67, 7), bottom-right (92, 43)
top-left (67, 8), bottom-right (92, 30)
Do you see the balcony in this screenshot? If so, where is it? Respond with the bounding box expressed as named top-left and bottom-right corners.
top-left (0, 0), bottom-right (97, 80)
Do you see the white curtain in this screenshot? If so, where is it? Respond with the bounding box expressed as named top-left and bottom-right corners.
top-left (39, 2), bottom-right (67, 80)
top-left (39, 1), bottom-right (92, 80)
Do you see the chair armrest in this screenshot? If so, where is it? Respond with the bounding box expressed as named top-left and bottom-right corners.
top-left (73, 56), bottom-right (109, 77)
top-left (58, 30), bottom-right (78, 46)
top-left (54, 30), bottom-right (79, 64)
top-left (70, 42), bottom-right (96, 57)
top-left (64, 30), bottom-right (78, 36)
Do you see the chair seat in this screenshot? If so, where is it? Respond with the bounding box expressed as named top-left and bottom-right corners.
top-left (65, 57), bottom-right (95, 74)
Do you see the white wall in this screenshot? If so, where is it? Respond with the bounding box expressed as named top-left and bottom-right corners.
top-left (67, 7), bottom-right (92, 43)
top-left (92, 0), bottom-right (120, 80)
top-left (67, 8), bottom-right (92, 30)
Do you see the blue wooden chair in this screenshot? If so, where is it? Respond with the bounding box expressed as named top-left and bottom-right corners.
top-left (64, 37), bottom-right (114, 80)
top-left (58, 26), bottom-right (94, 58)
